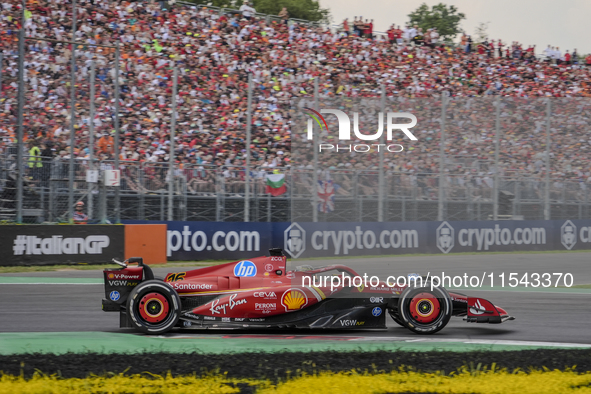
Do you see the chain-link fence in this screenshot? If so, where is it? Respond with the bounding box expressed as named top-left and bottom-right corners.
top-left (3, 38), bottom-right (591, 226)
top-left (2, 154), bottom-right (591, 223)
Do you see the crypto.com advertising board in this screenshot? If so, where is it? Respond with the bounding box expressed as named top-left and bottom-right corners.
top-left (123, 220), bottom-right (591, 261)
top-left (283, 220), bottom-right (591, 259)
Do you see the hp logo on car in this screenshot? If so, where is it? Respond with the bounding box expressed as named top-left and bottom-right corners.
top-left (109, 291), bottom-right (120, 302)
top-left (234, 261), bottom-right (257, 277)
top-left (372, 307), bottom-right (382, 317)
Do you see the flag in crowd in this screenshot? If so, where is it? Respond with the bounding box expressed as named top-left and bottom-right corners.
top-left (317, 180), bottom-right (339, 213)
top-left (265, 173), bottom-right (287, 196)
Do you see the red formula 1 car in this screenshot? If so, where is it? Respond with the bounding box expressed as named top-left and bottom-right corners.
top-left (101, 249), bottom-right (514, 335)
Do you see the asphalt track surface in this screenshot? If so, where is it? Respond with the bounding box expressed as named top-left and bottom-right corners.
top-left (2, 252), bottom-right (591, 344)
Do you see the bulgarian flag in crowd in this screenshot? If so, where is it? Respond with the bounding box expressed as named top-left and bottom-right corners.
top-left (265, 172), bottom-right (287, 196)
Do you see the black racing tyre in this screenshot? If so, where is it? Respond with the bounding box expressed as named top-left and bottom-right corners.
top-left (388, 310), bottom-right (405, 327)
top-left (126, 280), bottom-right (181, 334)
top-left (397, 285), bottom-right (452, 335)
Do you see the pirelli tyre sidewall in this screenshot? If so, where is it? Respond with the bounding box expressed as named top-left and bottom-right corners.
top-left (398, 285), bottom-right (452, 335)
top-left (127, 280), bottom-right (181, 334)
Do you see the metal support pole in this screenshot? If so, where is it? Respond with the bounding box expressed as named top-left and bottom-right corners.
top-left (167, 67), bottom-right (178, 221)
top-left (0, 53), bottom-right (3, 98)
top-left (88, 61), bottom-right (95, 219)
top-left (244, 73), bottom-right (252, 222)
top-left (437, 92), bottom-right (446, 221)
top-left (267, 192), bottom-right (271, 222)
top-left (67, 0), bottom-right (77, 223)
top-left (114, 42), bottom-right (121, 223)
top-left (16, 28), bottom-right (25, 224)
top-left (378, 85), bottom-right (385, 222)
top-left (312, 78), bottom-right (319, 222)
top-left (493, 96), bottom-right (501, 220)
top-left (99, 182), bottom-right (106, 223)
top-left (544, 99), bottom-right (551, 220)
top-left (139, 164), bottom-right (145, 220)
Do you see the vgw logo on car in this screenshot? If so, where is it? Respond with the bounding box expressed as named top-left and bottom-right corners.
top-left (303, 108), bottom-right (417, 153)
top-left (234, 260), bottom-right (257, 277)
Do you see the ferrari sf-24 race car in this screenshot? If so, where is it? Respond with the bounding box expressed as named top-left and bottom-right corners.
top-left (102, 249), bottom-right (514, 335)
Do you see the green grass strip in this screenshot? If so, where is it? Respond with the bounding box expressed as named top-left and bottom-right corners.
top-left (0, 332), bottom-right (588, 356)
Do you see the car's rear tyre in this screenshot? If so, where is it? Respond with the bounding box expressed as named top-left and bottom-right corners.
top-left (126, 280), bottom-right (181, 334)
top-left (397, 285), bottom-right (452, 335)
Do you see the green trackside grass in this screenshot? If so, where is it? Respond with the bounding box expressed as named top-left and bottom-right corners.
top-left (566, 284), bottom-right (591, 289)
top-left (1, 248), bottom-right (591, 274)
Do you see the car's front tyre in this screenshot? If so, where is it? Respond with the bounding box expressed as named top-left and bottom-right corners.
top-left (397, 285), bottom-right (452, 335)
top-left (126, 280), bottom-right (181, 334)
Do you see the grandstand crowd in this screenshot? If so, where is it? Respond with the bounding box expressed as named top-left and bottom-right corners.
top-left (1, 0), bottom-right (591, 198)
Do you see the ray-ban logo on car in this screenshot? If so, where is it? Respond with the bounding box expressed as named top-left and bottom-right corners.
top-left (304, 108), bottom-right (417, 153)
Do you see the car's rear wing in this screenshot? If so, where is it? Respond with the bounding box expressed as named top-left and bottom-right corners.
top-left (102, 257), bottom-right (154, 312)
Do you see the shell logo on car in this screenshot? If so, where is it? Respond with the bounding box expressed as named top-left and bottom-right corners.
top-left (281, 288), bottom-right (308, 312)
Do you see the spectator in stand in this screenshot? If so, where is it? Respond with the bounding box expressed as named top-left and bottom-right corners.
top-left (488, 39), bottom-right (495, 57)
top-left (98, 133), bottom-right (114, 155)
top-left (239, 0), bottom-right (255, 20)
top-left (572, 49), bottom-right (579, 64)
top-left (412, 27), bottom-right (424, 46)
top-left (278, 7), bottom-right (289, 25)
top-left (402, 25), bottom-right (409, 43)
top-left (424, 29), bottom-right (431, 47)
top-left (564, 50), bottom-right (571, 65)
top-left (27, 138), bottom-right (42, 181)
top-left (555, 47), bottom-right (563, 64)
top-left (460, 33), bottom-right (468, 51)
top-left (342, 18), bottom-right (349, 36)
top-left (394, 25), bottom-right (403, 45)
top-left (387, 24), bottom-right (395, 44)
top-left (405, 24), bottom-right (417, 44)
top-left (40, 140), bottom-right (53, 187)
top-left (497, 39), bottom-right (504, 58)
top-left (351, 17), bottom-right (357, 36)
top-left (361, 19), bottom-right (371, 38)
top-left (367, 19), bottom-right (374, 40)
top-left (543, 45), bottom-right (553, 62)
top-left (430, 27), bottom-right (439, 48)
top-left (2, 0), bottom-right (591, 187)
top-left (477, 39), bottom-right (487, 55)
top-left (72, 201), bottom-right (88, 224)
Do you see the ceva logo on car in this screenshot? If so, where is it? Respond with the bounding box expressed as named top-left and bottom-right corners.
top-left (234, 261), bottom-right (257, 277)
